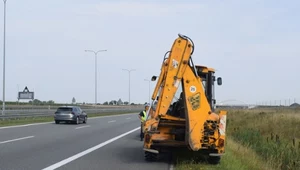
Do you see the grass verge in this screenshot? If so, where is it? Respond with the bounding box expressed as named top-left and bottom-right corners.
top-left (0, 111), bottom-right (136, 127)
top-left (173, 138), bottom-right (272, 170)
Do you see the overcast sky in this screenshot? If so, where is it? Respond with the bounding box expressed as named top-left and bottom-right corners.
top-left (0, 0), bottom-right (299, 105)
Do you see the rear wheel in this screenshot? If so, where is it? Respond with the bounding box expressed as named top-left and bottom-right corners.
top-left (74, 117), bottom-right (79, 124)
top-left (207, 156), bottom-right (221, 165)
top-left (55, 120), bottom-right (59, 124)
top-left (145, 151), bottom-right (159, 162)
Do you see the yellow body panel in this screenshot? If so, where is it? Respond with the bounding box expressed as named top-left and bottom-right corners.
top-left (182, 66), bottom-right (212, 151)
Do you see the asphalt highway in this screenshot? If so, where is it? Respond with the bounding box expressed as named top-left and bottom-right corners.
top-left (0, 113), bottom-right (172, 170)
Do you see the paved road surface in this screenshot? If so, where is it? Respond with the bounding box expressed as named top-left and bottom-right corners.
top-left (0, 113), bottom-right (171, 170)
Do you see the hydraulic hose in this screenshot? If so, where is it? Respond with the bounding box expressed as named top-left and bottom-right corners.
top-left (178, 33), bottom-right (195, 55)
top-left (178, 34), bottom-right (198, 77)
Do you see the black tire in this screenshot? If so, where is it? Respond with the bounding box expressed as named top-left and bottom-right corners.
top-left (55, 120), bottom-right (59, 124)
top-left (74, 117), bottom-right (79, 125)
top-left (207, 156), bottom-right (221, 165)
top-left (145, 151), bottom-right (159, 162)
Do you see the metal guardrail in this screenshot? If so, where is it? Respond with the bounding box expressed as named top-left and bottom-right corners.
top-left (0, 107), bottom-right (142, 120)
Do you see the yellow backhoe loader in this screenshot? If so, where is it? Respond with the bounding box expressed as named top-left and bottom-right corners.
top-left (142, 34), bottom-right (227, 164)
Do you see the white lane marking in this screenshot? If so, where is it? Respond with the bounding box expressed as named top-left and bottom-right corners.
top-left (108, 120), bottom-right (116, 123)
top-left (0, 113), bottom-right (137, 130)
top-left (0, 122), bottom-right (52, 130)
top-left (75, 125), bottom-right (90, 130)
top-left (42, 127), bottom-right (140, 170)
top-left (126, 117), bottom-right (131, 119)
top-left (0, 136), bottom-right (35, 144)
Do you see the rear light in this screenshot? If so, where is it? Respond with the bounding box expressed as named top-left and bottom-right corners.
top-left (218, 139), bottom-right (224, 147)
top-left (145, 134), bottom-right (151, 143)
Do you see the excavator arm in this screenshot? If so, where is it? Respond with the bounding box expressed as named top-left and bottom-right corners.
top-left (144, 34), bottom-right (193, 132)
top-left (153, 34), bottom-right (193, 119)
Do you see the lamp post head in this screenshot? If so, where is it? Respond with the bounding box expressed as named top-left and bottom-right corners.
top-left (85, 49), bottom-right (107, 54)
top-left (122, 68), bottom-right (136, 72)
top-left (97, 50), bottom-right (107, 53)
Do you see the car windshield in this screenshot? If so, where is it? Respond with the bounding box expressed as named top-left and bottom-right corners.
top-left (57, 107), bottom-right (72, 112)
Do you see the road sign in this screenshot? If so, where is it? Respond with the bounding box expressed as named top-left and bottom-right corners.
top-left (18, 86), bottom-right (34, 100)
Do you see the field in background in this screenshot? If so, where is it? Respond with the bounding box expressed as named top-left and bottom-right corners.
top-left (174, 107), bottom-right (300, 170)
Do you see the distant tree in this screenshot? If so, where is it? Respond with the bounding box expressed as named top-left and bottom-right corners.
top-left (109, 100), bottom-right (117, 105)
top-left (33, 99), bottom-right (42, 105)
top-left (47, 100), bottom-right (55, 104)
top-left (123, 101), bottom-right (129, 105)
top-left (103, 101), bottom-right (108, 105)
top-left (72, 97), bottom-right (76, 104)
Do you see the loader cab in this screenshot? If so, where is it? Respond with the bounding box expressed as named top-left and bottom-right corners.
top-left (150, 65), bottom-right (222, 113)
top-left (195, 65), bottom-right (222, 111)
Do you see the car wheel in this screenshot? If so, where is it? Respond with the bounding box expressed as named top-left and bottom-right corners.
top-left (75, 117), bottom-right (79, 124)
top-left (83, 116), bottom-right (87, 124)
top-left (55, 120), bottom-right (59, 124)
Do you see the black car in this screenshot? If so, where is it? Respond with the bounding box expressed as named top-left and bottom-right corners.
top-left (54, 106), bottom-right (87, 124)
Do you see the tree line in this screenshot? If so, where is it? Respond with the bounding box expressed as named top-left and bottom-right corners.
top-left (0, 97), bottom-right (139, 106)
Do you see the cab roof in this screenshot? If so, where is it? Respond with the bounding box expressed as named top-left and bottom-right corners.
top-left (195, 65), bottom-right (215, 73)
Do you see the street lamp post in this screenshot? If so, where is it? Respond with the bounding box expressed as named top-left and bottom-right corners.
top-left (144, 79), bottom-right (151, 104)
top-left (122, 69), bottom-right (135, 105)
top-left (85, 49), bottom-right (107, 105)
top-left (2, 0), bottom-right (7, 116)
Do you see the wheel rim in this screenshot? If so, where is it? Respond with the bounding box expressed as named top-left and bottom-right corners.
top-left (76, 117), bottom-right (79, 124)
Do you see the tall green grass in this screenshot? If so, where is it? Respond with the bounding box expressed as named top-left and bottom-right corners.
top-left (229, 108), bottom-right (300, 170)
top-left (174, 107), bottom-right (300, 170)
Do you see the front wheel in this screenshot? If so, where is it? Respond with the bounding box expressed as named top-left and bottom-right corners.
top-left (74, 117), bottom-right (79, 125)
